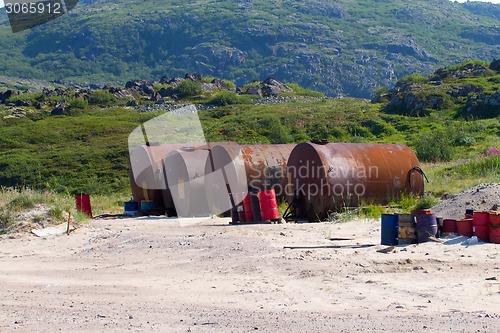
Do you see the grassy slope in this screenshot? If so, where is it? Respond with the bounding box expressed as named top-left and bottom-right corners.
top-left (0, 60), bottom-right (498, 212)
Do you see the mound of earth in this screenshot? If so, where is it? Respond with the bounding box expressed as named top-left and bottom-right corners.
top-left (432, 183), bottom-right (500, 219)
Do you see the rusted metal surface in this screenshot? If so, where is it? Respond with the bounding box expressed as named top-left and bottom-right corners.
top-left (205, 144), bottom-right (296, 207)
top-left (287, 142), bottom-right (424, 221)
top-left (129, 143), bottom-right (186, 214)
top-left (164, 149), bottom-right (211, 217)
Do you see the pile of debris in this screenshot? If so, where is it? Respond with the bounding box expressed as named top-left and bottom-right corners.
top-left (432, 183), bottom-right (500, 220)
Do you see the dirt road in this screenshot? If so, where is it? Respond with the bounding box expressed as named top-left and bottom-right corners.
top-left (1, 217), bottom-right (499, 332)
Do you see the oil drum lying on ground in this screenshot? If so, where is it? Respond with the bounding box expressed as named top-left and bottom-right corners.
top-left (204, 143), bottom-right (295, 214)
top-left (129, 143), bottom-right (185, 215)
top-left (286, 142), bottom-right (424, 221)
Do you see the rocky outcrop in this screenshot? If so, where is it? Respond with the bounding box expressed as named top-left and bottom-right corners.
top-left (125, 80), bottom-right (154, 95)
top-left (379, 59), bottom-right (499, 117)
top-left (243, 77), bottom-right (293, 97)
top-left (0, 90), bottom-right (18, 103)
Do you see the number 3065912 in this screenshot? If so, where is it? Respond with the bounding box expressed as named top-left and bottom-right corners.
top-left (6, 2), bottom-right (62, 15)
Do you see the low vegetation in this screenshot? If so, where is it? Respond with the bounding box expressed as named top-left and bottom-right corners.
top-left (0, 59), bottom-right (499, 229)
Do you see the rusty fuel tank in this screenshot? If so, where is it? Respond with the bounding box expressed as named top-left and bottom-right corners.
top-left (129, 143), bottom-right (186, 215)
top-left (286, 142), bottom-right (424, 221)
top-left (204, 144), bottom-right (296, 213)
top-left (164, 148), bottom-right (212, 217)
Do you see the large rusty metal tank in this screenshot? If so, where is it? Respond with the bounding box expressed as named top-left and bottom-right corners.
top-left (204, 144), bottom-right (296, 213)
top-left (164, 148), bottom-right (211, 217)
top-left (287, 142), bottom-right (425, 221)
top-left (129, 143), bottom-right (185, 215)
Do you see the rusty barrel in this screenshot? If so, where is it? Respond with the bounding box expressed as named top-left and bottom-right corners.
top-left (398, 214), bottom-right (417, 244)
top-left (286, 142), bottom-right (425, 221)
top-left (164, 148), bottom-right (211, 217)
top-left (259, 189), bottom-right (280, 221)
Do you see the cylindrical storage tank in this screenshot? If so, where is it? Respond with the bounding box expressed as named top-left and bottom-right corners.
top-left (164, 149), bottom-right (211, 217)
top-left (129, 143), bottom-right (186, 215)
top-left (287, 142), bottom-right (424, 221)
top-left (381, 214), bottom-right (399, 245)
top-left (204, 143), bottom-right (295, 214)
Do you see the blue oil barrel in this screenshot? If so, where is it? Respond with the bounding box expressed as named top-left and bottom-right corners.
top-left (381, 214), bottom-right (399, 245)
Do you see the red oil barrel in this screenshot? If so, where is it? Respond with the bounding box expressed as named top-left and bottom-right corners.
top-left (287, 142), bottom-right (424, 221)
top-left (490, 224), bottom-right (500, 244)
top-left (456, 218), bottom-right (473, 238)
top-left (473, 211), bottom-right (490, 226)
top-left (489, 211), bottom-right (500, 225)
top-left (442, 219), bottom-right (457, 236)
top-left (75, 194), bottom-right (92, 218)
top-left (243, 194), bottom-right (254, 222)
top-left (473, 211), bottom-right (490, 242)
top-left (259, 189), bottom-right (280, 221)
top-left (473, 225), bottom-right (490, 242)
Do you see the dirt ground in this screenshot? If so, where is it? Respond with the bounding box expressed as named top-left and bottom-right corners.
top-left (0, 217), bottom-right (499, 332)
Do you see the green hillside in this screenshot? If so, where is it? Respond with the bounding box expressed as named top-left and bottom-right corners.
top-left (0, 59), bottom-right (498, 196)
top-left (0, 0), bottom-right (498, 97)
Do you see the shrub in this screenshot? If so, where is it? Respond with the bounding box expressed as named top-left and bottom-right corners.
top-left (262, 115), bottom-right (293, 144)
top-left (208, 91), bottom-right (252, 106)
top-left (69, 97), bottom-right (88, 109)
top-left (6, 92), bottom-right (43, 104)
top-left (399, 73), bottom-right (429, 84)
top-left (287, 83), bottom-right (324, 97)
top-left (176, 80), bottom-right (202, 98)
top-left (88, 90), bottom-right (117, 106)
top-left (453, 147), bottom-right (500, 178)
top-left (414, 195), bottom-right (438, 210)
top-left (415, 129), bottom-right (454, 162)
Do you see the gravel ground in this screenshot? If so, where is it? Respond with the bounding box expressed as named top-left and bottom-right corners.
top-left (432, 183), bottom-right (500, 219)
top-left (0, 217), bottom-right (499, 332)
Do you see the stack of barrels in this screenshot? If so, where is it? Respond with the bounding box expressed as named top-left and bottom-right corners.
top-left (424, 210), bottom-right (500, 244)
top-left (381, 210), bottom-right (438, 246)
top-left (233, 189), bottom-right (281, 224)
